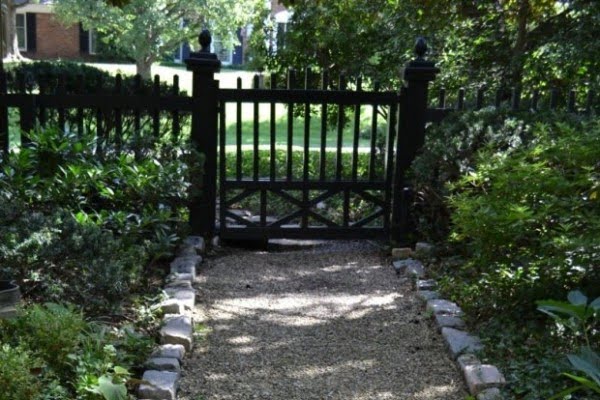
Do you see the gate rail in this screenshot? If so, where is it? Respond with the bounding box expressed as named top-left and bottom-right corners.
top-left (186, 31), bottom-right (439, 243)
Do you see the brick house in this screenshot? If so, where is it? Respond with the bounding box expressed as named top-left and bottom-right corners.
top-left (16, 2), bottom-right (96, 60)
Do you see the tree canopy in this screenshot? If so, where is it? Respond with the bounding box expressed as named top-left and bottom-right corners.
top-left (54, 0), bottom-right (265, 79)
top-left (268, 0), bottom-right (600, 92)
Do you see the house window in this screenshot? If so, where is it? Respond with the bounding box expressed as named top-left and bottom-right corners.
top-left (212, 39), bottom-right (232, 64)
top-left (276, 22), bottom-right (288, 51)
top-left (16, 14), bottom-right (26, 50)
top-left (88, 29), bottom-right (97, 54)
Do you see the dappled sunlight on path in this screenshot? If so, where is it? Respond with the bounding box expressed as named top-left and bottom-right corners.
top-left (178, 241), bottom-right (466, 400)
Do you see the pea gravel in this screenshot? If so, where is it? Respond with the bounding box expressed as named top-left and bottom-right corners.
top-left (178, 240), bottom-right (467, 400)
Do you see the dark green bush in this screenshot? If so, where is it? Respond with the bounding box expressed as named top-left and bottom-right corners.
top-left (0, 126), bottom-right (196, 312)
top-left (0, 303), bottom-right (153, 400)
top-left (4, 61), bottom-right (185, 95)
top-left (409, 107), bottom-right (585, 242)
top-left (0, 344), bottom-right (42, 400)
top-left (440, 117), bottom-right (600, 319)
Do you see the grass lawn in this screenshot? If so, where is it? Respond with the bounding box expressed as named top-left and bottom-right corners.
top-left (89, 62), bottom-right (388, 150)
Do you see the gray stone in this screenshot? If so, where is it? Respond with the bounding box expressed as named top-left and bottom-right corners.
top-left (442, 328), bottom-right (484, 358)
top-left (152, 344), bottom-right (186, 361)
top-left (416, 290), bottom-right (440, 302)
top-left (167, 272), bottom-right (194, 283)
top-left (249, 215), bottom-right (277, 224)
top-left (426, 299), bottom-right (464, 316)
top-left (161, 315), bottom-right (193, 351)
top-left (145, 357), bottom-right (181, 372)
top-left (441, 256), bottom-right (465, 268)
top-left (416, 279), bottom-right (437, 291)
top-left (0, 306), bottom-right (17, 319)
top-left (392, 258), bottom-right (425, 277)
top-left (434, 314), bottom-right (466, 330)
top-left (464, 364), bottom-right (506, 395)
top-left (165, 280), bottom-right (193, 290)
top-left (415, 241), bottom-right (435, 258)
top-left (457, 353), bottom-right (481, 371)
top-left (477, 388), bottom-right (503, 400)
top-left (391, 247), bottom-right (413, 259)
top-left (170, 255), bottom-right (202, 277)
top-left (159, 299), bottom-right (184, 315)
top-left (164, 288), bottom-right (195, 310)
top-left (178, 246), bottom-right (197, 257)
top-left (138, 370), bottom-right (179, 400)
top-left (183, 236), bottom-right (206, 253)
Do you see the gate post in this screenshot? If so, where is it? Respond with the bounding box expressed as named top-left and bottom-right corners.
top-left (185, 30), bottom-right (221, 237)
top-left (391, 38), bottom-right (439, 244)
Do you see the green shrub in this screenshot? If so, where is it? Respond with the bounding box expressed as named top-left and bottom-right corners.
top-left (441, 118), bottom-right (600, 319)
top-left (0, 126), bottom-right (195, 312)
top-left (0, 303), bottom-right (152, 400)
top-left (0, 344), bottom-right (42, 400)
top-left (409, 107), bottom-right (585, 242)
top-left (3, 303), bottom-right (86, 376)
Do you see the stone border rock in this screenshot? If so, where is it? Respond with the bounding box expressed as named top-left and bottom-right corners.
top-left (137, 236), bottom-right (206, 400)
top-left (391, 243), bottom-right (506, 400)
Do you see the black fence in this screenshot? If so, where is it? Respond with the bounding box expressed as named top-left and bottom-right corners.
top-left (0, 31), bottom-right (594, 243)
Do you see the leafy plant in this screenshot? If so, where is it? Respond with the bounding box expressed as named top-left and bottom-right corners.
top-left (0, 303), bottom-right (152, 400)
top-left (0, 344), bottom-right (42, 400)
top-left (439, 116), bottom-right (600, 319)
top-left (537, 291), bottom-right (600, 399)
top-left (537, 290), bottom-right (600, 349)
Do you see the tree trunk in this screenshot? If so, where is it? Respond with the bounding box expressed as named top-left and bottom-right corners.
top-left (135, 57), bottom-right (153, 80)
top-left (510, 0), bottom-right (530, 87)
top-left (3, 1), bottom-right (28, 61)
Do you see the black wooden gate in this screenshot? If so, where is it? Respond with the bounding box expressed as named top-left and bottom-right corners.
top-left (185, 31), bottom-right (438, 244)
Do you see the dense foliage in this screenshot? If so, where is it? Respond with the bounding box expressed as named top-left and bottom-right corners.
top-left (414, 111), bottom-right (600, 399)
top-left (0, 62), bottom-right (197, 399)
top-left (53, 0), bottom-right (266, 79)
top-left (260, 0), bottom-right (600, 92)
top-left (0, 125), bottom-right (194, 313)
top-left (0, 303), bottom-right (155, 400)
top-left (441, 116), bottom-right (599, 317)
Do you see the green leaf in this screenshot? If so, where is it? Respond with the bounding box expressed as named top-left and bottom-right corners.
top-left (97, 376), bottom-right (127, 400)
top-left (589, 297), bottom-right (600, 311)
top-left (568, 290), bottom-right (588, 306)
top-left (562, 373), bottom-right (600, 394)
top-left (537, 299), bottom-right (589, 321)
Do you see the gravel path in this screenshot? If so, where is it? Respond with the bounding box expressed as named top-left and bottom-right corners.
top-left (178, 240), bottom-right (467, 400)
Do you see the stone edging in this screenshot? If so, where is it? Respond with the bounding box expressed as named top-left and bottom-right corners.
top-left (392, 243), bottom-right (506, 400)
top-left (137, 236), bottom-right (205, 400)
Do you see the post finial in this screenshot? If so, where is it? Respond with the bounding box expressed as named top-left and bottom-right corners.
top-left (415, 37), bottom-right (427, 60)
top-left (199, 29), bottom-right (212, 52)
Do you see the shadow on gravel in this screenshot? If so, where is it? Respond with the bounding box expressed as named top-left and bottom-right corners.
top-left (179, 240), bottom-right (467, 400)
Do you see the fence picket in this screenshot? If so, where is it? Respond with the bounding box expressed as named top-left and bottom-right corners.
top-left (286, 69), bottom-right (295, 181)
top-left (172, 75), bottom-right (180, 145)
top-left (457, 88), bottom-right (465, 110)
top-left (568, 89), bottom-right (576, 113)
top-left (352, 77), bottom-right (362, 182)
top-left (253, 74), bottom-right (260, 181)
top-left (511, 87), bottom-right (521, 110)
top-left (475, 87), bottom-right (485, 110)
top-left (335, 74), bottom-right (346, 181)
top-left (270, 73), bottom-right (277, 181)
top-left (236, 77), bottom-right (242, 181)
top-left (114, 74), bottom-right (123, 153)
top-left (319, 70), bottom-right (329, 181)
